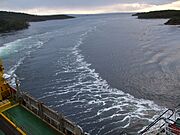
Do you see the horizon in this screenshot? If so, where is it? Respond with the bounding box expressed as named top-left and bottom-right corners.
top-left (0, 10), bottom-right (139, 15)
top-left (1, 9), bottom-right (180, 16)
top-left (0, 0), bottom-right (180, 15)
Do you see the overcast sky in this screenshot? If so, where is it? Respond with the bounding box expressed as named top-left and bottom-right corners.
top-left (0, 0), bottom-right (180, 15)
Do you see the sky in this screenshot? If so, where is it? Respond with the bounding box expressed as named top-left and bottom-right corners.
top-left (0, 0), bottom-right (180, 15)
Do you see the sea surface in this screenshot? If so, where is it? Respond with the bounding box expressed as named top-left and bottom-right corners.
top-left (0, 13), bottom-right (180, 134)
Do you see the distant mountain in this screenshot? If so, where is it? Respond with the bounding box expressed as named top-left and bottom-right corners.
top-left (132, 10), bottom-right (180, 25)
top-left (0, 11), bottom-right (75, 33)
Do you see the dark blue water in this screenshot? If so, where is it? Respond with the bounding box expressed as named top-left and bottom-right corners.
top-left (1, 13), bottom-right (180, 134)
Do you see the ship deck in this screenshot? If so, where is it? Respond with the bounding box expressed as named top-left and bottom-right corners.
top-left (2, 105), bottom-right (61, 135)
top-left (0, 130), bottom-right (5, 135)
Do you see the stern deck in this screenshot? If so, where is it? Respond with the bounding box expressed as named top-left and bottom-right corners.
top-left (2, 105), bottom-right (62, 135)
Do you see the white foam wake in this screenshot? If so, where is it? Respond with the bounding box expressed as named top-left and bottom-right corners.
top-left (39, 26), bottom-right (164, 134)
top-left (1, 33), bottom-right (49, 86)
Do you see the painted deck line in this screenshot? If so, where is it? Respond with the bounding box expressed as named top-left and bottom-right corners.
top-left (3, 105), bottom-right (61, 135)
top-left (0, 113), bottom-right (26, 135)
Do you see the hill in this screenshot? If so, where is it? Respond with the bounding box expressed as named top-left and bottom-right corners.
top-left (0, 11), bottom-right (75, 33)
top-left (132, 10), bottom-right (180, 25)
top-left (0, 19), bottom-right (29, 33)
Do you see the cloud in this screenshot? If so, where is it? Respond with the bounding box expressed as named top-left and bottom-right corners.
top-left (11, 3), bottom-right (153, 15)
top-left (0, 0), bottom-right (179, 14)
top-left (138, 1), bottom-right (180, 12)
top-left (0, 0), bottom-right (174, 9)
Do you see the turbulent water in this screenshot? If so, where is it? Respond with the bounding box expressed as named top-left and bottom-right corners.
top-left (0, 13), bottom-right (180, 134)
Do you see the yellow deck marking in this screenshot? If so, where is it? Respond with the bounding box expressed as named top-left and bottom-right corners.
top-left (0, 100), bottom-right (11, 112)
top-left (0, 113), bottom-right (26, 135)
top-left (1, 103), bottom-right (19, 112)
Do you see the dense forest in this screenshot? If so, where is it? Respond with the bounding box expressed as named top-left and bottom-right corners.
top-left (0, 19), bottom-right (29, 33)
top-left (133, 10), bottom-right (180, 25)
top-left (0, 11), bottom-right (74, 33)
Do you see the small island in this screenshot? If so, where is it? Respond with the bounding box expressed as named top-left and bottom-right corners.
top-left (132, 10), bottom-right (180, 25)
top-left (0, 11), bottom-right (75, 33)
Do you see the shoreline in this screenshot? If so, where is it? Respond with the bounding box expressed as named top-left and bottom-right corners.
top-left (0, 11), bottom-right (75, 33)
top-left (133, 10), bottom-right (180, 25)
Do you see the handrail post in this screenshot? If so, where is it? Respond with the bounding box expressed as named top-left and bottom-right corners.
top-left (38, 102), bottom-right (44, 118)
top-left (58, 113), bottom-right (65, 132)
top-left (140, 109), bottom-right (174, 134)
top-left (15, 77), bottom-right (21, 100)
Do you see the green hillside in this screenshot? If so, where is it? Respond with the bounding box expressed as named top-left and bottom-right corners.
top-left (133, 10), bottom-right (180, 25)
top-left (0, 11), bottom-right (75, 33)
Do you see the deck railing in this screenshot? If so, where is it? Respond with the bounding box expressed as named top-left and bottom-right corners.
top-left (21, 92), bottom-right (84, 135)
